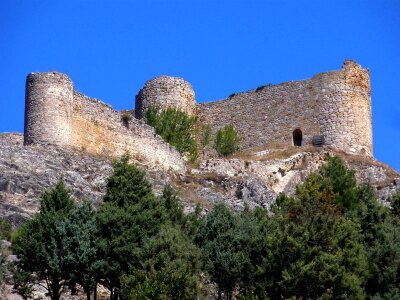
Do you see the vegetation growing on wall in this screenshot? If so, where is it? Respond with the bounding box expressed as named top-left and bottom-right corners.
top-left (121, 111), bottom-right (133, 127)
top-left (145, 106), bottom-right (198, 161)
top-left (0, 218), bottom-right (11, 240)
top-left (255, 83), bottom-right (273, 92)
top-left (200, 124), bottom-right (211, 157)
top-left (214, 125), bottom-right (241, 157)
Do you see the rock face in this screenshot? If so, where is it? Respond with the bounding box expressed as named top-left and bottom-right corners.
top-left (1, 133), bottom-right (399, 226)
top-left (187, 150), bottom-right (399, 210)
top-left (0, 133), bottom-right (173, 225)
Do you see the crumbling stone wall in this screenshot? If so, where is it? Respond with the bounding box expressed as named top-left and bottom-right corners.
top-left (198, 80), bottom-right (321, 150)
top-left (135, 75), bottom-right (196, 119)
top-left (24, 72), bottom-right (73, 146)
top-left (25, 73), bottom-right (186, 173)
top-left (197, 60), bottom-right (373, 156)
top-left (314, 60), bottom-right (372, 156)
top-left (24, 60), bottom-right (373, 170)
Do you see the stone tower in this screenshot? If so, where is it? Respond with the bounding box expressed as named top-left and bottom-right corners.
top-left (24, 72), bottom-right (74, 146)
top-left (135, 75), bottom-right (196, 119)
top-left (314, 60), bottom-right (373, 156)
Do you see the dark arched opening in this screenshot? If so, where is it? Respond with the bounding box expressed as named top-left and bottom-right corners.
top-left (293, 129), bottom-right (303, 146)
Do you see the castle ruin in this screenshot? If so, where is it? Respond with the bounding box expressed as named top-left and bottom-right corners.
top-left (24, 60), bottom-right (373, 172)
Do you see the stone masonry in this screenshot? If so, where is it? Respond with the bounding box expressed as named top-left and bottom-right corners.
top-left (24, 60), bottom-right (373, 170)
top-left (135, 75), bottom-right (196, 119)
top-left (24, 72), bottom-right (186, 174)
top-left (197, 60), bottom-right (373, 156)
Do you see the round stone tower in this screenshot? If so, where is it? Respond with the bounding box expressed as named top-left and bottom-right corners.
top-left (313, 60), bottom-right (373, 156)
top-left (135, 75), bottom-right (196, 119)
top-left (24, 72), bottom-right (74, 146)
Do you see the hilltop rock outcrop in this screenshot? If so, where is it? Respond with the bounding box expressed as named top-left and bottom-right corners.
top-left (0, 133), bottom-right (398, 227)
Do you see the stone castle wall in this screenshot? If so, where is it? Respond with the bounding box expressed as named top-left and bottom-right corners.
top-left (135, 76), bottom-right (196, 119)
top-left (24, 73), bottom-right (186, 173)
top-left (24, 60), bottom-right (373, 170)
top-left (197, 60), bottom-right (373, 156)
top-left (197, 80), bottom-right (321, 150)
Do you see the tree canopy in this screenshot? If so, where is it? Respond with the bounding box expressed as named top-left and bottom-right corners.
top-left (10, 155), bottom-right (400, 299)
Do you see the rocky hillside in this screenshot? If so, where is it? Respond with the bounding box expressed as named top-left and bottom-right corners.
top-left (0, 133), bottom-right (399, 226)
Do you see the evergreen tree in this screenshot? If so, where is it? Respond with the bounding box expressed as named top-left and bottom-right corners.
top-left (254, 174), bottom-right (368, 299)
top-left (161, 184), bottom-right (185, 225)
top-left (318, 156), bottom-right (360, 212)
top-left (12, 179), bottom-right (75, 300)
top-left (391, 191), bottom-right (400, 216)
top-left (195, 203), bottom-right (255, 299)
top-left (95, 155), bottom-right (166, 299)
top-left (103, 154), bottom-right (153, 207)
top-left (96, 155), bottom-right (203, 299)
top-left (121, 225), bottom-right (204, 299)
top-left (362, 191), bottom-right (400, 298)
top-left (60, 200), bottom-right (98, 300)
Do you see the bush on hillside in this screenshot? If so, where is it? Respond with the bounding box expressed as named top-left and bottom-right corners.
top-left (214, 125), bottom-right (241, 157)
top-left (145, 107), bottom-right (198, 161)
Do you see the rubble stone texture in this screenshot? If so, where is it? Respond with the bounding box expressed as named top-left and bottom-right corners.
top-left (135, 75), bottom-right (196, 119)
top-left (24, 60), bottom-right (372, 165)
top-left (24, 72), bottom-right (186, 174)
top-left (198, 60), bottom-right (373, 156)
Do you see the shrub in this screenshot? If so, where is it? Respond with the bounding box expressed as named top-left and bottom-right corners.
top-left (145, 107), bottom-right (198, 161)
top-left (255, 83), bottom-right (273, 92)
top-left (214, 125), bottom-right (241, 157)
top-left (121, 111), bottom-right (133, 127)
top-left (0, 218), bottom-right (12, 240)
top-left (200, 124), bottom-right (211, 157)
top-left (200, 124), bottom-right (211, 148)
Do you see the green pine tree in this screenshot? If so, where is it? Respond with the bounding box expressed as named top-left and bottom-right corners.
top-left (195, 203), bottom-right (255, 300)
top-left (12, 179), bottom-right (75, 300)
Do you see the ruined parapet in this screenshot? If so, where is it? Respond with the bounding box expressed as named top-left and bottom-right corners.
top-left (23, 72), bottom-right (186, 174)
top-left (71, 92), bottom-right (186, 173)
top-left (24, 72), bottom-right (73, 146)
top-left (135, 75), bottom-right (196, 119)
top-left (196, 60), bottom-right (372, 157)
top-left (23, 61), bottom-right (373, 171)
top-left (197, 80), bottom-right (321, 150)
top-left (313, 60), bottom-right (373, 156)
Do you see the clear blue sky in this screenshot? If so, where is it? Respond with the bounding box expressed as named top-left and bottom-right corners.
top-left (1, 0), bottom-right (399, 171)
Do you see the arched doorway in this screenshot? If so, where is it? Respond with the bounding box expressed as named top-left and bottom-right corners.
top-left (293, 129), bottom-right (302, 146)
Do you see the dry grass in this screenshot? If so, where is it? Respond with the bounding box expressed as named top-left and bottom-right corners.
top-left (171, 171), bottom-right (229, 211)
top-left (231, 145), bottom-right (322, 161)
top-left (335, 150), bottom-right (398, 175)
top-left (263, 146), bottom-right (321, 160)
top-left (171, 176), bottom-right (214, 210)
top-left (176, 184), bottom-right (213, 210)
